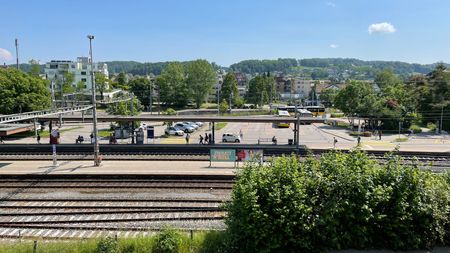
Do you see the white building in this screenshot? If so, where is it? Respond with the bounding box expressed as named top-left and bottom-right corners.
top-left (44, 57), bottom-right (109, 91)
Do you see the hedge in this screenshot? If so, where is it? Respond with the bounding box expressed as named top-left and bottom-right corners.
top-left (226, 151), bottom-right (450, 252)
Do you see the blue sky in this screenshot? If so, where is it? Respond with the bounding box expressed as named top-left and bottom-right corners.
top-left (1, 0), bottom-right (449, 66)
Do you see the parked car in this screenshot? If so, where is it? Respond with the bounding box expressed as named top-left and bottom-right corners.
top-left (173, 123), bottom-right (195, 133)
top-left (194, 122), bottom-right (204, 127)
top-left (165, 127), bottom-right (184, 136)
top-left (183, 122), bottom-right (199, 130)
top-left (222, 133), bottom-right (241, 143)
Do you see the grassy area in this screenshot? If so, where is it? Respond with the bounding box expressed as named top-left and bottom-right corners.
top-left (39, 126), bottom-right (84, 138)
top-left (98, 129), bottom-right (113, 138)
top-left (394, 137), bottom-right (409, 142)
top-left (215, 122), bottom-right (227, 130)
top-left (0, 230), bottom-right (226, 253)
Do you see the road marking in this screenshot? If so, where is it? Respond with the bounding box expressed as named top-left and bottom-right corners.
top-left (364, 145), bottom-right (374, 150)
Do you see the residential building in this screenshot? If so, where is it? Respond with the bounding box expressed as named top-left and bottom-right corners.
top-left (44, 57), bottom-right (109, 91)
top-left (234, 72), bottom-right (247, 97)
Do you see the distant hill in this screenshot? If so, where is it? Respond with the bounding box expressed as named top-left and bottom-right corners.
top-left (10, 58), bottom-right (448, 80)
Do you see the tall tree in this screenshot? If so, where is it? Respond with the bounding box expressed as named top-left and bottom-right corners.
top-left (28, 59), bottom-right (41, 77)
top-left (246, 75), bottom-right (268, 107)
top-left (156, 62), bottom-right (189, 107)
top-left (95, 72), bottom-right (108, 101)
top-left (220, 72), bottom-right (239, 108)
top-left (0, 68), bottom-right (51, 114)
top-left (117, 72), bottom-right (127, 87)
top-left (129, 77), bottom-right (152, 108)
top-left (319, 88), bottom-right (338, 107)
top-left (185, 59), bottom-right (216, 108)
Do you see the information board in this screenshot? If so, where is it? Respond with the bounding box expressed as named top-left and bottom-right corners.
top-left (237, 149), bottom-right (264, 162)
top-left (147, 126), bottom-right (154, 139)
top-left (210, 149), bottom-right (236, 162)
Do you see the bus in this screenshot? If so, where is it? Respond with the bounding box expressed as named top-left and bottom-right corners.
top-left (277, 105), bottom-right (325, 117)
top-left (277, 110), bottom-right (290, 128)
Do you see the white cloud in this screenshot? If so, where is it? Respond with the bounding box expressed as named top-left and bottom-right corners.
top-left (368, 22), bottom-right (396, 34)
top-left (326, 1), bottom-right (336, 7)
top-left (329, 44), bottom-right (339, 49)
top-left (0, 48), bottom-right (12, 61)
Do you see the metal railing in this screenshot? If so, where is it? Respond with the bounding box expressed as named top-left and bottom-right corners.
top-left (0, 105), bottom-right (93, 124)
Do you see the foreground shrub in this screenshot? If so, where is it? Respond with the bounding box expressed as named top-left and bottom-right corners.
top-left (152, 227), bottom-right (183, 253)
top-left (225, 151), bottom-right (450, 252)
top-left (97, 236), bottom-right (118, 253)
top-left (410, 124), bottom-right (423, 133)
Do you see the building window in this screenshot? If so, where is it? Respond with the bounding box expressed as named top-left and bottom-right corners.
top-left (81, 78), bottom-right (87, 82)
top-left (50, 64), bottom-right (58, 69)
top-left (81, 71), bottom-right (86, 75)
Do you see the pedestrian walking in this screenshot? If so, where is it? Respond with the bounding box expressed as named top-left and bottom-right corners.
top-left (208, 133), bottom-right (212, 144)
top-left (239, 129), bottom-right (243, 140)
top-left (185, 133), bottom-right (190, 144)
top-left (90, 133), bottom-right (94, 143)
top-left (333, 137), bottom-right (338, 149)
top-left (357, 136), bottom-right (361, 146)
top-left (378, 130), bottom-right (382, 140)
top-left (37, 133), bottom-right (41, 144)
top-left (204, 133), bottom-right (209, 144)
top-left (199, 135), bottom-right (204, 144)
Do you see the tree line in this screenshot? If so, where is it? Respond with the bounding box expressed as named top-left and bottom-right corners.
top-left (320, 64), bottom-right (450, 131)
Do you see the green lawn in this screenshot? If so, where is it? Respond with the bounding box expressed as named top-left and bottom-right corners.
top-left (215, 122), bottom-right (227, 130)
top-left (98, 129), bottom-right (113, 138)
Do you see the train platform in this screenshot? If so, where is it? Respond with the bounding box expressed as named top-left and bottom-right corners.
top-left (0, 160), bottom-right (237, 176)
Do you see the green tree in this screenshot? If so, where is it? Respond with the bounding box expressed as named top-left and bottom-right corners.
top-left (0, 68), bottom-right (51, 114)
top-left (129, 77), bottom-right (152, 108)
top-left (116, 72), bottom-right (127, 89)
top-left (74, 81), bottom-right (85, 104)
top-left (106, 97), bottom-right (143, 116)
top-left (246, 75), bottom-right (268, 107)
top-left (28, 59), bottom-right (41, 77)
top-left (156, 62), bottom-right (189, 107)
top-left (220, 72), bottom-right (239, 108)
top-left (319, 88), bottom-right (338, 107)
top-left (185, 59), bottom-right (216, 108)
top-left (95, 72), bottom-right (108, 101)
top-left (334, 81), bottom-right (382, 128)
top-left (219, 99), bottom-right (229, 114)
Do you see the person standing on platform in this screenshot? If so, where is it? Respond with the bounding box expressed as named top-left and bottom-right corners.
top-left (185, 133), bottom-right (190, 144)
top-left (199, 135), bottom-right (204, 144)
top-left (37, 133), bottom-right (41, 144)
top-left (204, 133), bottom-right (209, 144)
top-left (208, 133), bottom-right (212, 144)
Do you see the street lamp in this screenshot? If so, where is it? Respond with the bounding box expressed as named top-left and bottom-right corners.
top-left (87, 35), bottom-right (101, 166)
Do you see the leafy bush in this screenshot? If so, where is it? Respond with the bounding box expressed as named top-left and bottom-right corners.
top-left (410, 124), bottom-right (423, 133)
top-left (226, 152), bottom-right (450, 252)
top-left (219, 99), bottom-right (229, 114)
top-left (427, 122), bottom-right (437, 131)
top-left (165, 108), bottom-right (177, 115)
top-left (330, 113), bottom-right (344, 118)
top-left (350, 131), bottom-right (372, 137)
top-left (97, 236), bottom-right (118, 253)
top-left (152, 227), bottom-right (183, 253)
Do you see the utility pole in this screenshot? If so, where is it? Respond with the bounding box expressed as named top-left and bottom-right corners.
top-left (149, 80), bottom-right (153, 114)
top-left (440, 105), bottom-right (444, 134)
top-left (87, 35), bottom-right (101, 166)
top-left (217, 84), bottom-right (221, 115)
top-left (15, 38), bottom-right (19, 70)
top-left (130, 93), bottom-right (135, 144)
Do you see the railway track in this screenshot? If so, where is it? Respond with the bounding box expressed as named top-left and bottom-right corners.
top-left (0, 175), bottom-right (231, 239)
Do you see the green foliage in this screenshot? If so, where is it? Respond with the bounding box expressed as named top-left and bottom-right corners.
top-left (152, 227), bottom-right (183, 253)
top-left (226, 152), bottom-right (450, 252)
top-left (427, 122), bottom-right (437, 131)
top-left (334, 80), bottom-right (380, 117)
top-left (319, 88), bottom-right (338, 107)
top-left (410, 124), bottom-right (423, 133)
top-left (186, 59), bottom-right (217, 108)
top-left (219, 99), bottom-right (229, 114)
top-left (0, 68), bottom-right (51, 114)
top-left (95, 72), bottom-right (108, 100)
top-left (97, 236), bottom-right (118, 253)
top-left (129, 77), bottom-right (152, 107)
top-left (220, 72), bottom-right (239, 106)
top-left (230, 58), bottom-right (298, 74)
top-left (156, 62), bottom-right (189, 107)
top-left (246, 75), bottom-right (270, 106)
top-left (117, 72), bottom-right (127, 86)
top-left (106, 97), bottom-right (143, 116)
top-left (165, 107), bottom-right (177, 115)
top-left (28, 59), bottom-right (41, 77)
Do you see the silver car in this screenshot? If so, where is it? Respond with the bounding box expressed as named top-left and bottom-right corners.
top-left (174, 123), bottom-right (195, 133)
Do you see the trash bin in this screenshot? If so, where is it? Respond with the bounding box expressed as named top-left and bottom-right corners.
top-left (288, 139), bottom-right (293, 145)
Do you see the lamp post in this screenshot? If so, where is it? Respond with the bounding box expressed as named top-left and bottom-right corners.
top-left (87, 35), bottom-right (101, 166)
